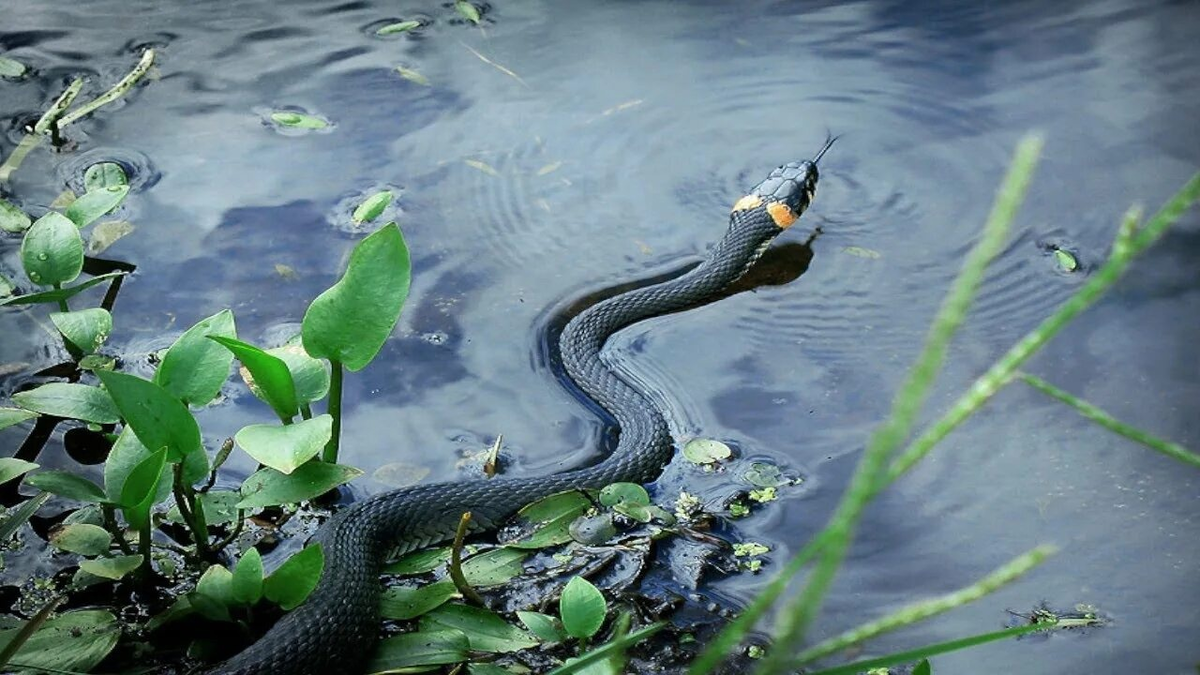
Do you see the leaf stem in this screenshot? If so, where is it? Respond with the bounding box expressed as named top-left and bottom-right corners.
top-left (322, 360), bottom-right (343, 463)
top-left (449, 511), bottom-right (485, 605)
top-left (57, 50), bottom-right (155, 128)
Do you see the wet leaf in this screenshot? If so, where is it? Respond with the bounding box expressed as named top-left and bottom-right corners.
top-left (155, 309), bottom-right (237, 407)
top-left (97, 370), bottom-right (203, 462)
top-left (0, 408), bottom-right (38, 431)
top-left (385, 546), bottom-right (451, 575)
top-left (0, 56), bottom-right (27, 78)
top-left (420, 604), bottom-right (538, 653)
top-left (569, 512), bottom-right (617, 545)
top-left (0, 199), bottom-right (31, 233)
top-left (231, 548), bottom-right (264, 606)
top-left (517, 611), bottom-right (565, 643)
top-left (373, 461), bottom-right (431, 488)
top-left (234, 415), bottom-right (333, 474)
top-left (560, 576), bottom-right (606, 639)
top-left (12, 383), bottom-right (119, 424)
top-left (270, 111), bottom-right (328, 129)
top-left (118, 447), bottom-right (168, 528)
top-left (598, 483), bottom-right (649, 508)
top-left (264, 544), bottom-right (324, 610)
top-left (266, 341), bottom-right (330, 405)
top-left (454, 1), bottom-right (481, 24)
top-left (682, 438), bottom-right (732, 465)
top-left (21, 211), bottom-right (84, 286)
top-left (211, 336), bottom-right (297, 419)
top-left (841, 245), bottom-right (881, 259)
top-left (78, 554), bottom-right (142, 580)
top-left (302, 223), bottom-right (411, 372)
top-left (0, 457), bottom-right (38, 484)
top-left (49, 523), bottom-right (112, 555)
top-left (353, 190), bottom-right (393, 224)
top-left (65, 186), bottom-right (129, 228)
top-left (367, 629), bottom-right (469, 672)
top-left (376, 20), bottom-right (421, 35)
top-left (237, 461), bottom-right (362, 509)
top-left (742, 462), bottom-right (785, 488)
top-left (83, 162), bottom-right (129, 191)
top-left (165, 490), bottom-right (241, 526)
top-left (1054, 248), bottom-right (1078, 272)
top-left (395, 66), bottom-right (430, 86)
top-left (613, 502), bottom-right (653, 523)
top-left (461, 547), bottom-right (529, 587)
top-left (24, 471), bottom-right (106, 503)
top-left (86, 219), bottom-right (135, 255)
top-left (0, 609), bottom-right (120, 673)
top-left (464, 159), bottom-right (499, 176)
top-left (501, 490), bottom-right (591, 549)
top-left (50, 307), bottom-right (112, 354)
top-left (0, 271), bottom-right (126, 307)
top-left (380, 581), bottom-right (457, 620)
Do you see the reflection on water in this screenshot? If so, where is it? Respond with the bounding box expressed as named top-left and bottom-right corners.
top-left (2, 0), bottom-right (1198, 672)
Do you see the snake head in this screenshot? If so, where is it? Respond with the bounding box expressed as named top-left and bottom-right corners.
top-left (733, 136), bottom-right (836, 229)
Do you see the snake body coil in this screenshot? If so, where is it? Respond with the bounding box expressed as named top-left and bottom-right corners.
top-left (211, 146), bottom-right (830, 675)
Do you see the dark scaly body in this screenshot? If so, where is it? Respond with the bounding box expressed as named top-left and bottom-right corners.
top-left (210, 143), bottom-right (832, 675)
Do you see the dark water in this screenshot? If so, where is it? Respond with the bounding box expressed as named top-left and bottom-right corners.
top-left (2, 0), bottom-right (1198, 672)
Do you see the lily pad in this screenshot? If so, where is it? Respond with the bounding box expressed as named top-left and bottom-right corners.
top-left (682, 438), bottom-right (732, 465)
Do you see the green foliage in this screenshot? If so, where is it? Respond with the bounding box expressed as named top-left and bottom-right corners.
top-left (210, 336), bottom-right (298, 419)
top-left (97, 371), bottom-right (202, 462)
top-left (118, 447), bottom-right (169, 527)
top-left (21, 211), bottom-right (84, 286)
top-left (263, 544), bottom-right (325, 610)
top-left (237, 460), bottom-right (362, 509)
top-left (0, 609), bottom-right (120, 673)
top-left (500, 490), bottom-right (591, 549)
top-left (560, 577), bottom-right (606, 639)
top-left (0, 457), bottom-right (38, 483)
top-left (65, 185), bottom-right (128, 227)
top-left (0, 199), bottom-right (31, 233)
top-left (25, 470), bottom-right (106, 503)
top-left (79, 555), bottom-right (142, 581)
top-left (83, 162), bottom-right (129, 191)
top-left (352, 190), bottom-right (393, 224)
top-left (380, 581), bottom-right (458, 620)
top-left (375, 21), bottom-right (421, 35)
top-left (155, 309), bottom-right (238, 406)
top-left (234, 416), bottom-right (333, 474)
top-left (231, 548), bottom-right (265, 606)
top-left (0, 271), bottom-right (126, 307)
top-left (12, 383), bottom-right (119, 423)
top-left (48, 523), bottom-right (112, 555)
top-left (518, 611), bottom-right (565, 643)
top-left (420, 604), bottom-right (539, 653)
top-left (270, 111), bottom-right (328, 129)
top-left (367, 629), bottom-right (470, 672)
top-left (49, 308), bottom-right (112, 354)
top-left (682, 438), bottom-right (732, 466)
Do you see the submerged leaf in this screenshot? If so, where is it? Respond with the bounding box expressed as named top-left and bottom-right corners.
top-left (86, 219), bottom-right (136, 255)
top-left (0, 56), bottom-right (28, 78)
top-left (395, 66), bottom-right (430, 86)
top-left (454, 1), bottom-right (481, 24)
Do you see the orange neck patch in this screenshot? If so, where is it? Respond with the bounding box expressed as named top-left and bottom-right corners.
top-left (766, 201), bottom-right (797, 228)
top-left (731, 194), bottom-right (763, 212)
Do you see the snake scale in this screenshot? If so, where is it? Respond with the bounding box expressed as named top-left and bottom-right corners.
top-left (210, 140), bottom-right (833, 674)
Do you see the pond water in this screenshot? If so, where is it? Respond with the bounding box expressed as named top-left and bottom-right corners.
top-left (2, 0), bottom-right (1198, 673)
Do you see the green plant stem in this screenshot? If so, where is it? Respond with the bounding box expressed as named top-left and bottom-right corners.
top-left (448, 511), bottom-right (484, 605)
top-left (322, 360), bottom-right (343, 463)
top-left (57, 49), bottom-right (155, 128)
top-left (173, 463), bottom-right (210, 560)
top-left (803, 622), bottom-right (1052, 675)
top-left (1018, 373), bottom-right (1200, 468)
top-left (793, 545), bottom-right (1055, 666)
top-left (0, 78), bottom-right (82, 182)
top-left (212, 509), bottom-right (246, 554)
top-left (204, 438), bottom-right (235, 491)
top-left (0, 596), bottom-right (64, 668)
top-left (300, 403), bottom-right (313, 420)
top-left (751, 135), bottom-right (1044, 675)
top-left (101, 504), bottom-right (134, 555)
top-left (136, 512), bottom-right (153, 586)
top-left (51, 284), bottom-right (68, 312)
top-left (545, 622), bottom-right (666, 675)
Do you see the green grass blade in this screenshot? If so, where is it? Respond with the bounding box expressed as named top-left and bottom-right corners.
top-left (803, 622), bottom-right (1051, 675)
top-left (0, 596), bottom-right (64, 667)
top-left (1019, 373), bottom-right (1200, 468)
top-left (544, 622), bottom-right (665, 675)
top-left (0, 492), bottom-right (51, 541)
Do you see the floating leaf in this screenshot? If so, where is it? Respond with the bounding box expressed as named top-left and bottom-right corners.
top-left (25, 471), bottom-right (106, 503)
top-left (501, 490), bottom-right (591, 549)
top-left (50, 308), bottom-right (112, 354)
top-left (96, 370), bottom-right (203, 461)
top-left (464, 159), bottom-right (499, 176)
top-left (234, 415), bottom-right (333, 474)
top-left (517, 611), bottom-right (565, 643)
top-left (748, 487), bottom-right (777, 503)
top-left (385, 546), bottom-right (451, 575)
top-left (155, 309), bottom-right (237, 407)
top-left (598, 483), bottom-right (649, 508)
top-left (560, 577), bottom-right (606, 639)
top-left (367, 629), bottom-right (470, 672)
top-left (270, 111), bottom-right (328, 129)
top-left (301, 223), bottom-right (411, 372)
top-left (682, 438), bottom-right (732, 465)
top-left (420, 604), bottom-right (538, 653)
top-left (380, 581), bottom-right (457, 620)
top-left (0, 271), bottom-right (126, 307)
top-left (395, 66), bottom-right (430, 86)
top-left (0, 408), bottom-right (38, 431)
top-left (49, 523), bottom-right (112, 555)
top-left (0, 609), bottom-right (120, 673)
top-left (454, 1), bottom-right (481, 24)
top-left (1054, 248), bottom-right (1078, 272)
top-left (213, 336), bottom-right (298, 418)
top-left (0, 457), bottom-right (38, 484)
top-left (732, 542), bottom-right (769, 557)
top-left (21, 211), bottom-right (84, 286)
top-left (65, 186), bottom-right (129, 228)
top-left (373, 461), bottom-right (431, 488)
top-left (0, 199), bottom-right (31, 233)
top-left (0, 56), bottom-right (28, 78)
top-left (86, 219), bottom-right (135, 255)
top-left (376, 20), bottom-right (421, 35)
top-left (78, 555), bottom-right (142, 580)
top-left (237, 461), bottom-right (362, 509)
top-left (352, 190), bottom-right (393, 224)
top-left (12, 383), bottom-right (118, 424)
top-left (264, 544), bottom-right (324, 610)
top-left (742, 462), bottom-right (786, 488)
top-left (83, 162), bottom-right (129, 191)
top-left (461, 547), bottom-right (528, 587)
top-left (231, 548), bottom-right (264, 606)
top-left (842, 245), bottom-right (881, 259)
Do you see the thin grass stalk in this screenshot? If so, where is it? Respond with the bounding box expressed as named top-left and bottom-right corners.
top-left (750, 135), bottom-right (1044, 675)
top-left (544, 622), bottom-right (666, 675)
top-left (792, 545), bottom-right (1054, 666)
top-left (1018, 373), bottom-right (1200, 468)
top-left (57, 50), bottom-right (155, 128)
top-left (803, 622), bottom-right (1050, 675)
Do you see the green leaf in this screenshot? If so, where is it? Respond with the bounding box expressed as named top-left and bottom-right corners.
top-left (231, 548), bottom-right (264, 606)
top-left (83, 162), bottom-right (129, 191)
top-left (49, 308), bottom-right (112, 354)
top-left (376, 20), bottom-right (421, 35)
top-left (379, 581), bottom-right (457, 620)
top-left (1054, 248), bottom-right (1078, 272)
top-left (78, 554), bottom-right (142, 580)
top-left (0, 199), bottom-right (31, 233)
top-left (455, 1), bottom-right (481, 24)
top-left (234, 415), bottom-right (332, 474)
top-left (598, 483), bottom-right (649, 507)
top-left (0, 609), bottom-right (120, 673)
top-left (237, 461), bottom-right (361, 509)
top-left (119, 447), bottom-right (168, 528)
top-left (155, 309), bottom-right (237, 406)
top-left (268, 341), bottom-right (330, 404)
top-left (270, 111), bottom-right (328, 129)
top-left (12, 383), bottom-right (119, 424)
top-left (96, 370), bottom-right (203, 462)
top-left (461, 547), bottom-right (529, 587)
top-left (0, 271), bottom-right (126, 307)
top-left (48, 523), bottom-right (112, 555)
top-left (681, 438), bottom-right (732, 465)
top-left (499, 490), bottom-right (591, 549)
top-left (560, 577), bottom-right (606, 639)
top-left (420, 604), bottom-right (538, 653)
top-left (211, 336), bottom-right (298, 419)
top-left (0, 408), bottom-right (39, 431)
top-left (25, 471), bottom-right (106, 503)
top-left (0, 56), bottom-right (28, 78)
top-left (353, 191), bottom-right (393, 224)
top-left (65, 186), bottom-right (129, 228)
top-left (21, 211), bottom-right (84, 286)
top-left (165, 490), bottom-right (241, 526)
top-left (302, 223), bottom-right (412, 372)
top-left (264, 544), bottom-right (324, 610)
top-left (0, 493), bottom-right (49, 542)
top-left (0, 457), bottom-right (38, 484)
top-left (913, 659), bottom-right (932, 675)
top-left (104, 426), bottom-right (166, 504)
top-left (742, 462), bottom-right (787, 488)
top-left (394, 66), bottom-right (430, 86)
top-left (384, 546), bottom-right (451, 575)
top-left (517, 611), bottom-right (565, 643)
top-left (193, 564), bottom-right (235, 620)
top-left (367, 629), bottom-right (469, 672)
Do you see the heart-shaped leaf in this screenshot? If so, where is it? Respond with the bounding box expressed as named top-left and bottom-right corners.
top-left (234, 415), bottom-right (332, 474)
top-left (155, 309), bottom-right (237, 407)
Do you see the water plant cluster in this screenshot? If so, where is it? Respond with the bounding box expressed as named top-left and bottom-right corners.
top-left (4, 12), bottom-right (1200, 675)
